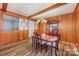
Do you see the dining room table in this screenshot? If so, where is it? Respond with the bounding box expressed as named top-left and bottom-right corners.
top-left (35, 33), bottom-right (58, 55)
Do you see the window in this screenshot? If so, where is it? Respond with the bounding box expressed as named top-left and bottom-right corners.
top-left (19, 18), bottom-right (28, 30)
top-left (2, 14), bottom-right (19, 31)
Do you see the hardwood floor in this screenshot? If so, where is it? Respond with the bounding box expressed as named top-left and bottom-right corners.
top-left (0, 40), bottom-right (79, 56)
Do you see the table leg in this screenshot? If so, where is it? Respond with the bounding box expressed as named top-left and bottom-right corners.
top-left (51, 42), bottom-right (53, 56)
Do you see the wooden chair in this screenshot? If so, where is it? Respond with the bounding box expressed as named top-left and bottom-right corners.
top-left (38, 37), bottom-right (47, 53)
top-left (32, 36), bottom-right (36, 47)
top-left (46, 34), bottom-right (61, 56)
top-left (32, 35), bottom-right (47, 54)
top-left (32, 34), bottom-right (39, 49)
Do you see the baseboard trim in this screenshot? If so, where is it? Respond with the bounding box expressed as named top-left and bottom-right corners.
top-left (0, 40), bottom-right (28, 51)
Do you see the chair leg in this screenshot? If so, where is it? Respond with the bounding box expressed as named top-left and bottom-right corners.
top-left (35, 43), bottom-right (37, 50)
top-left (55, 49), bottom-right (57, 56)
top-left (35, 38), bottom-right (39, 50)
top-left (56, 45), bottom-right (59, 52)
top-left (45, 46), bottom-right (48, 52)
top-left (40, 45), bottom-right (42, 53)
top-left (35, 40), bottom-right (38, 50)
top-left (51, 46), bottom-right (53, 56)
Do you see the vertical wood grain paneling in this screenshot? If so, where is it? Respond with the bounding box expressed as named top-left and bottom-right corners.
top-left (37, 20), bottom-right (47, 35)
top-left (57, 5), bottom-right (79, 47)
top-left (47, 13), bottom-right (76, 45)
top-left (0, 11), bottom-right (5, 47)
top-left (0, 11), bottom-right (2, 31)
top-left (58, 15), bottom-right (67, 42)
top-left (39, 5), bottom-right (79, 47)
top-left (0, 30), bottom-right (28, 47)
top-left (58, 13), bottom-right (76, 44)
top-left (0, 11), bottom-right (28, 48)
top-left (75, 4), bottom-right (79, 47)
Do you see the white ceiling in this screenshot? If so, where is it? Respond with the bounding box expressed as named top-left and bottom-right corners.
top-left (7, 3), bottom-right (56, 16)
top-left (33, 3), bottom-right (77, 19)
top-left (0, 3), bottom-right (2, 9)
top-left (0, 3), bottom-right (77, 20)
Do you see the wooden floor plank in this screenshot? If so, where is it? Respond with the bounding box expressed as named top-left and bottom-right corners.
top-left (0, 40), bottom-right (79, 56)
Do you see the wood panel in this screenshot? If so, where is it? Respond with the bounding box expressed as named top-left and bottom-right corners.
top-left (46, 5), bottom-right (79, 47)
top-left (0, 11), bottom-right (3, 47)
top-left (0, 31), bottom-right (18, 46)
top-left (0, 30), bottom-right (28, 47)
top-left (18, 30), bottom-right (28, 41)
top-left (0, 10), bottom-right (3, 31)
top-left (37, 20), bottom-right (47, 35)
top-left (0, 10), bottom-right (28, 48)
top-left (46, 13), bottom-right (76, 46)
top-left (74, 4), bottom-right (79, 47)
top-left (58, 13), bottom-right (75, 43)
top-left (58, 15), bottom-right (67, 42)
top-left (46, 16), bottom-right (58, 24)
top-left (2, 3), bottom-right (8, 11)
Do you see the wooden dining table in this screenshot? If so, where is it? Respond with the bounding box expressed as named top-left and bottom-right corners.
top-left (35, 34), bottom-right (58, 55)
top-left (40, 34), bottom-right (57, 42)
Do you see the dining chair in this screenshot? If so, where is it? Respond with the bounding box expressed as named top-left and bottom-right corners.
top-left (46, 35), bottom-right (61, 56)
top-left (32, 35), bottom-right (39, 49)
top-left (32, 36), bottom-right (36, 47)
top-left (38, 37), bottom-right (47, 53)
top-left (34, 33), bottom-right (47, 53)
top-left (32, 35), bottom-right (47, 54)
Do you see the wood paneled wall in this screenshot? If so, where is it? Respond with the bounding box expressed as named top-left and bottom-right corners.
top-left (46, 4), bottom-right (79, 47)
top-left (37, 20), bottom-right (47, 35)
top-left (47, 13), bottom-right (76, 44)
top-left (0, 11), bottom-right (3, 31)
top-left (74, 4), bottom-right (79, 47)
top-left (58, 13), bottom-right (76, 43)
top-left (0, 30), bottom-right (28, 47)
top-left (0, 11), bottom-right (28, 48)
